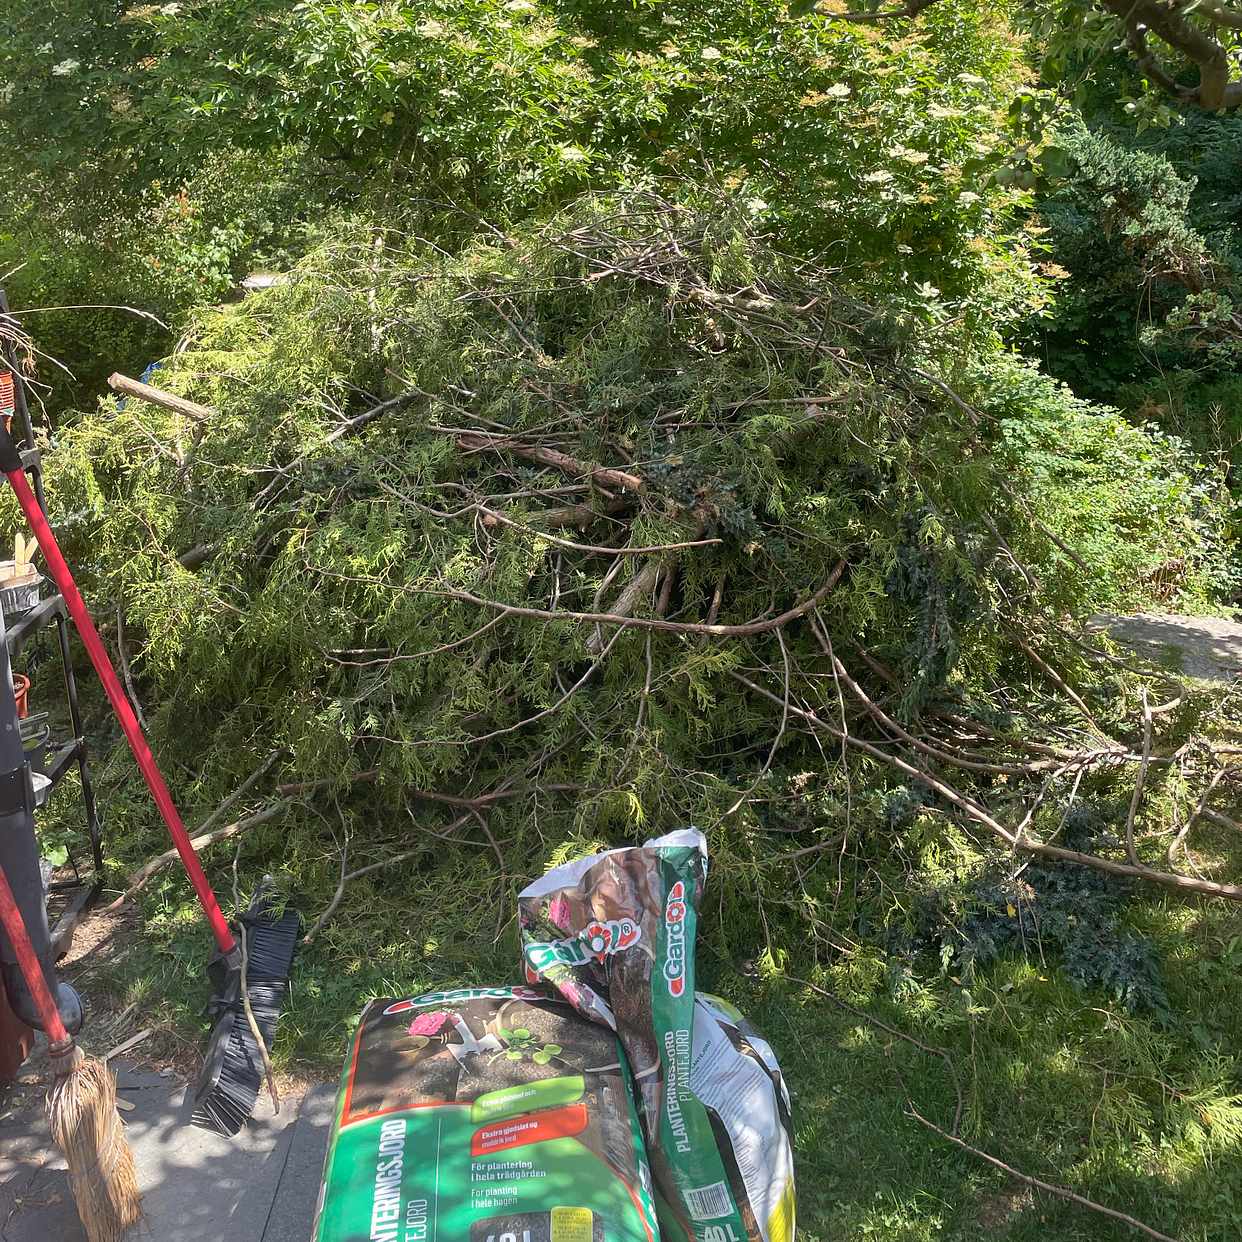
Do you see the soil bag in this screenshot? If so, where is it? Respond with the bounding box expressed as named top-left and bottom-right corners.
top-left (314, 986), bottom-right (660, 1242)
top-left (518, 830), bottom-right (796, 1242)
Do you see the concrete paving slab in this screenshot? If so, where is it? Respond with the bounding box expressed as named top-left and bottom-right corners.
top-left (0, 1064), bottom-right (332, 1242)
top-left (113, 1067), bottom-right (173, 1091)
top-left (1088, 611), bottom-right (1242, 682)
top-left (262, 1084), bottom-right (335, 1242)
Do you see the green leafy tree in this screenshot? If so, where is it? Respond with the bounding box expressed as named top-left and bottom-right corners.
top-left (1, 1), bottom-right (1035, 307)
top-left (800, 0), bottom-right (1242, 112)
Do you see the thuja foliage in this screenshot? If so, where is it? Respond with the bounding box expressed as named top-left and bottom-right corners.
top-left (907, 801), bottom-right (1170, 1015)
top-left (29, 195), bottom-right (1230, 986)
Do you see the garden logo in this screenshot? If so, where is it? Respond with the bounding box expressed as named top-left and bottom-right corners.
top-left (664, 881), bottom-right (688, 997)
top-left (524, 918), bottom-right (641, 972)
top-left (381, 987), bottom-right (543, 1017)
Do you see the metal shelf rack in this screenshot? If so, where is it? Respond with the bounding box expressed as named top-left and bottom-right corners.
top-left (0, 290), bottom-right (104, 957)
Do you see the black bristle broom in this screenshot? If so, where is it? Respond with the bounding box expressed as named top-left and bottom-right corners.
top-left (0, 422), bottom-right (298, 1136)
top-left (194, 887), bottom-right (300, 1133)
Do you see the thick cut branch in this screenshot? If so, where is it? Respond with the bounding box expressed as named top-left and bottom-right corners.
top-left (531, 498), bottom-right (633, 529)
top-left (108, 373), bottom-right (214, 422)
top-left (586, 560), bottom-right (663, 656)
top-left (177, 543), bottom-right (217, 571)
top-left (452, 430), bottom-right (644, 493)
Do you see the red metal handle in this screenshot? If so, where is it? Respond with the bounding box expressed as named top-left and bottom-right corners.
top-left (5, 469), bottom-right (236, 956)
top-left (0, 853), bottom-right (68, 1044)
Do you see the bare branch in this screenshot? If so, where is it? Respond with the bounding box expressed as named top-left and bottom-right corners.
top-left (1013, 635), bottom-right (1105, 733)
top-left (438, 559), bottom-right (847, 639)
top-left (302, 812), bottom-right (476, 944)
top-left (107, 800), bottom-right (291, 909)
top-left (812, 0), bottom-right (1242, 111)
top-left (476, 502), bottom-right (720, 556)
top-left (1124, 689), bottom-right (1154, 866)
top-left (1100, 0), bottom-right (1242, 110)
top-left (1121, 12), bottom-right (1195, 98)
top-left (1199, 0), bottom-right (1242, 32)
top-left (115, 604), bottom-right (148, 733)
top-left (732, 669), bottom-right (1242, 902)
top-left (907, 1104), bottom-right (1180, 1241)
top-left (451, 429), bottom-right (643, 494)
top-left (792, 975), bottom-right (964, 1135)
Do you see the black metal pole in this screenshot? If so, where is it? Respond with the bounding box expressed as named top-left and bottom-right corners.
top-left (0, 291), bottom-right (103, 874)
top-left (0, 600), bottom-right (82, 1033)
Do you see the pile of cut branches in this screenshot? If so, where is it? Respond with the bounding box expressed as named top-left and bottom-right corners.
top-left (36, 191), bottom-right (1239, 975)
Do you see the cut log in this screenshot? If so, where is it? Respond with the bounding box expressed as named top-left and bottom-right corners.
top-left (108, 373), bottom-right (214, 423)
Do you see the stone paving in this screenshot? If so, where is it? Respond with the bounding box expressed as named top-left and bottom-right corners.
top-left (0, 1059), bottom-right (333, 1242)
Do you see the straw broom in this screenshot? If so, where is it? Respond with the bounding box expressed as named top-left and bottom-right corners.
top-left (0, 860), bottom-right (141, 1240)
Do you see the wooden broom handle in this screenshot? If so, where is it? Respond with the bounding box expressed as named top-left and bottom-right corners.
top-left (0, 855), bottom-right (68, 1045)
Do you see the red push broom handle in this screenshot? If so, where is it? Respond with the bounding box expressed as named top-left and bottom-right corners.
top-left (4, 469), bottom-right (237, 957)
top-left (0, 856), bottom-right (69, 1045)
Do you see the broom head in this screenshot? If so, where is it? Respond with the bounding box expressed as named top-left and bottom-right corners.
top-left (48, 1045), bottom-right (141, 1242)
top-left (191, 889), bottom-right (299, 1136)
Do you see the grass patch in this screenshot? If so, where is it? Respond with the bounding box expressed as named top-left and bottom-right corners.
top-left (61, 844), bottom-right (1242, 1241)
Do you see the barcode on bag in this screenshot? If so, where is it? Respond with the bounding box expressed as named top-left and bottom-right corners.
top-left (685, 1180), bottom-right (733, 1220)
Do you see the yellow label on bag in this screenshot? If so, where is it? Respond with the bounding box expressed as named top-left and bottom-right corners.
top-left (768, 1178), bottom-right (796, 1242)
top-left (551, 1206), bottom-right (594, 1242)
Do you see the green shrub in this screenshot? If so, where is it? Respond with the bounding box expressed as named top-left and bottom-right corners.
top-left (2, 1), bottom-right (1036, 312)
top-left (1024, 115), bottom-right (1242, 504)
top-left (0, 147), bottom-right (333, 406)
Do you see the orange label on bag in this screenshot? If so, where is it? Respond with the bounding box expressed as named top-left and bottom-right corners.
top-left (471, 1103), bottom-right (588, 1157)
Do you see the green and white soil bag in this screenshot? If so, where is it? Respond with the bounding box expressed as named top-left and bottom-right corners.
top-left (313, 986), bottom-right (661, 1242)
top-left (518, 830), bottom-right (796, 1242)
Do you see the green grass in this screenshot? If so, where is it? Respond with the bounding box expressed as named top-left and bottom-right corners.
top-left (72, 860), bottom-right (1242, 1242)
top-left (722, 912), bottom-right (1242, 1241)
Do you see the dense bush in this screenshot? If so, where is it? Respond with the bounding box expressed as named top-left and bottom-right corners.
top-left (1024, 117), bottom-right (1242, 466)
top-left (0, 147), bottom-right (334, 407)
top-left (1, 1), bottom-right (1043, 354)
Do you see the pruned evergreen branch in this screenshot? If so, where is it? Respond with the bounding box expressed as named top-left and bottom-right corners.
top-left (40, 192), bottom-right (1239, 963)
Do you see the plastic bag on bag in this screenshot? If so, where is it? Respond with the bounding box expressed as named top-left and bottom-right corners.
top-left (518, 830), bottom-right (795, 1242)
